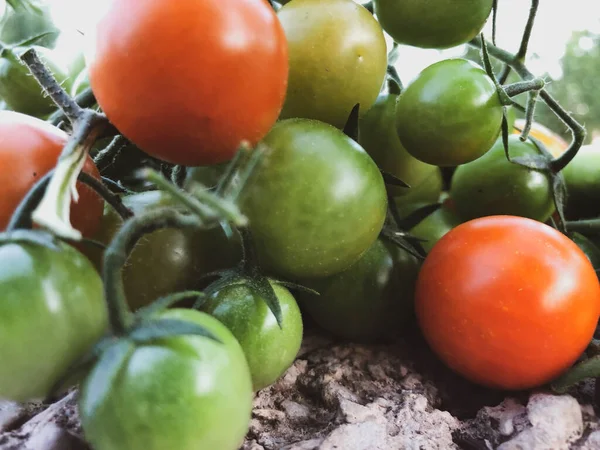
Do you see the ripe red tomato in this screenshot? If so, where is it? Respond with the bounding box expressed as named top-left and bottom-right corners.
top-left (0, 111), bottom-right (103, 237)
top-left (416, 216), bottom-right (600, 390)
top-left (85, 0), bottom-right (288, 166)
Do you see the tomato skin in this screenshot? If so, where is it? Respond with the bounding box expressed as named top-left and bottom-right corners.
top-left (0, 111), bottom-right (103, 237)
top-left (512, 119), bottom-right (568, 158)
top-left (396, 59), bottom-right (503, 167)
top-left (393, 169), bottom-right (444, 215)
top-left (359, 93), bottom-right (438, 196)
top-left (416, 216), bottom-right (600, 390)
top-left (406, 202), bottom-right (462, 253)
top-left (0, 238), bottom-right (107, 402)
top-left (79, 309), bottom-right (253, 450)
top-left (450, 135), bottom-right (555, 222)
top-left (297, 239), bottom-right (420, 341)
top-left (562, 144), bottom-right (600, 219)
top-left (241, 118), bottom-right (388, 278)
top-left (0, 46), bottom-right (73, 117)
top-left (86, 0), bottom-right (288, 166)
top-left (201, 280), bottom-right (303, 391)
top-left (277, 0), bottom-right (387, 129)
top-left (87, 191), bottom-right (242, 310)
top-left (373, 0), bottom-right (493, 49)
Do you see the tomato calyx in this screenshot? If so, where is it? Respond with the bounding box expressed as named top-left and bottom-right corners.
top-left (379, 200), bottom-right (427, 260)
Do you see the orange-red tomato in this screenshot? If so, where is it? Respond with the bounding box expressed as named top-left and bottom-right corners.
top-left (416, 215), bottom-right (600, 390)
top-left (512, 119), bottom-right (568, 158)
top-left (85, 0), bottom-right (288, 166)
top-left (0, 111), bottom-right (103, 237)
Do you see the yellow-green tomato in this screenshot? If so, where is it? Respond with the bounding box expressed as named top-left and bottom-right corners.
top-left (201, 280), bottom-right (303, 391)
top-left (562, 144), bottom-right (600, 219)
top-left (277, 0), bottom-right (387, 128)
top-left (359, 92), bottom-right (438, 196)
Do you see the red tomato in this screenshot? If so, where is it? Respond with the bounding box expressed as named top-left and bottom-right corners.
top-left (0, 111), bottom-right (103, 237)
top-left (85, 0), bottom-right (288, 166)
top-left (415, 215), bottom-right (600, 390)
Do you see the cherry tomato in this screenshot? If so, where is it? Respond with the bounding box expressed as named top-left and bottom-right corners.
top-left (79, 309), bottom-right (253, 450)
top-left (0, 46), bottom-right (73, 117)
top-left (87, 191), bottom-right (242, 311)
top-left (562, 144), bottom-right (600, 219)
top-left (277, 0), bottom-right (387, 128)
top-left (450, 135), bottom-right (555, 222)
top-left (396, 58), bottom-right (503, 167)
top-left (512, 119), bottom-right (568, 158)
top-left (0, 111), bottom-right (103, 237)
top-left (0, 236), bottom-right (107, 402)
top-left (373, 0), bottom-right (493, 49)
top-left (86, 0), bottom-right (288, 166)
top-left (359, 92), bottom-right (438, 196)
top-left (201, 280), bottom-right (303, 391)
top-left (297, 238), bottom-right (420, 341)
top-left (393, 168), bottom-right (444, 214)
top-left (405, 201), bottom-right (463, 253)
top-left (416, 215), bottom-right (600, 390)
top-left (241, 118), bottom-right (388, 278)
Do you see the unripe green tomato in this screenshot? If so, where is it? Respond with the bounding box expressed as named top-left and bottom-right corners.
top-left (404, 201), bottom-right (463, 253)
top-left (296, 238), bottom-right (420, 341)
top-left (373, 0), bottom-right (493, 49)
top-left (201, 280), bottom-right (303, 391)
top-left (396, 58), bottom-right (503, 167)
top-left (277, 0), bottom-right (387, 128)
top-left (393, 168), bottom-right (444, 215)
top-left (562, 144), bottom-right (600, 219)
top-left (359, 92), bottom-right (438, 196)
top-left (450, 135), bottom-right (555, 222)
top-left (0, 46), bottom-right (72, 117)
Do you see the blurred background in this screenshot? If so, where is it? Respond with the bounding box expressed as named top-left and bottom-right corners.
top-left (30, 0), bottom-right (600, 143)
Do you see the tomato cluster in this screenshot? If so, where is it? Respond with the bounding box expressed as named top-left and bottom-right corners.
top-left (1, 0), bottom-right (600, 449)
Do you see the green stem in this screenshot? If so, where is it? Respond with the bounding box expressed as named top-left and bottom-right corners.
top-left (566, 219), bottom-right (600, 235)
top-left (387, 65), bottom-right (403, 91)
top-left (94, 135), bottom-right (129, 173)
top-left (521, 89), bottom-right (540, 141)
top-left (20, 48), bottom-right (83, 124)
top-left (387, 77), bottom-right (401, 96)
top-left (498, 64), bottom-right (512, 84)
top-left (103, 208), bottom-right (201, 334)
top-left (49, 88), bottom-right (98, 128)
top-left (503, 78), bottom-right (545, 97)
top-left (491, 0), bottom-right (498, 45)
top-left (238, 226), bottom-right (261, 274)
top-left (517, 0), bottom-right (540, 60)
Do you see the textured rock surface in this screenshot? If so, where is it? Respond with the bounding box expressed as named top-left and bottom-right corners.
top-left (1, 328), bottom-right (599, 450)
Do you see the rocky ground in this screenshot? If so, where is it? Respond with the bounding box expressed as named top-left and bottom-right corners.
top-left (1, 323), bottom-right (599, 450)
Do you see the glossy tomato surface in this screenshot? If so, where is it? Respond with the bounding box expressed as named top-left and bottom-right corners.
top-left (202, 280), bottom-right (303, 391)
top-left (0, 237), bottom-right (107, 402)
top-left (416, 216), bottom-right (600, 390)
top-left (297, 238), bottom-right (420, 341)
top-left (86, 0), bottom-right (288, 165)
top-left (359, 92), bottom-right (438, 196)
top-left (0, 111), bottom-right (103, 237)
top-left (241, 118), bottom-right (388, 278)
top-left (395, 59), bottom-right (503, 167)
top-left (277, 0), bottom-right (387, 128)
top-left (373, 0), bottom-right (493, 49)
top-left (450, 135), bottom-right (555, 222)
top-left (562, 144), bottom-right (600, 219)
top-left (87, 191), bottom-right (242, 310)
top-left (79, 309), bottom-right (253, 450)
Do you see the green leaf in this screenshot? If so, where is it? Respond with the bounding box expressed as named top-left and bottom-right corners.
top-left (135, 290), bottom-right (206, 322)
top-left (381, 170), bottom-right (410, 188)
top-left (551, 355), bottom-right (600, 394)
top-left (380, 226), bottom-right (427, 260)
top-left (272, 280), bottom-right (320, 296)
top-left (343, 103), bottom-right (360, 142)
top-left (250, 277), bottom-right (283, 329)
top-left (129, 319), bottom-right (223, 344)
top-left (80, 339), bottom-right (134, 419)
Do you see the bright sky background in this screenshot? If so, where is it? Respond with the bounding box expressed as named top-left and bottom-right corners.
top-left (43, 0), bottom-right (600, 84)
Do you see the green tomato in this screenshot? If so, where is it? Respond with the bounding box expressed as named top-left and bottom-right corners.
top-left (296, 238), bottom-right (420, 341)
top-left (277, 0), bottom-right (387, 128)
top-left (571, 232), bottom-right (600, 272)
top-left (396, 58), bottom-right (503, 167)
top-left (405, 202), bottom-right (463, 253)
top-left (79, 309), bottom-right (253, 450)
top-left (87, 191), bottom-right (242, 310)
top-left (394, 168), bottom-right (444, 216)
top-left (201, 280), bottom-right (303, 391)
top-left (0, 46), bottom-right (72, 117)
top-left (359, 92), bottom-right (438, 196)
top-left (562, 145), bottom-right (600, 219)
top-left (373, 0), bottom-right (493, 49)
top-left (0, 237), bottom-right (107, 402)
top-left (0, 1), bottom-right (59, 48)
top-left (450, 135), bottom-right (555, 222)
top-left (241, 118), bottom-right (388, 278)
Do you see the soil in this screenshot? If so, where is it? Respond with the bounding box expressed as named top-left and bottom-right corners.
top-left (1, 322), bottom-right (599, 450)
